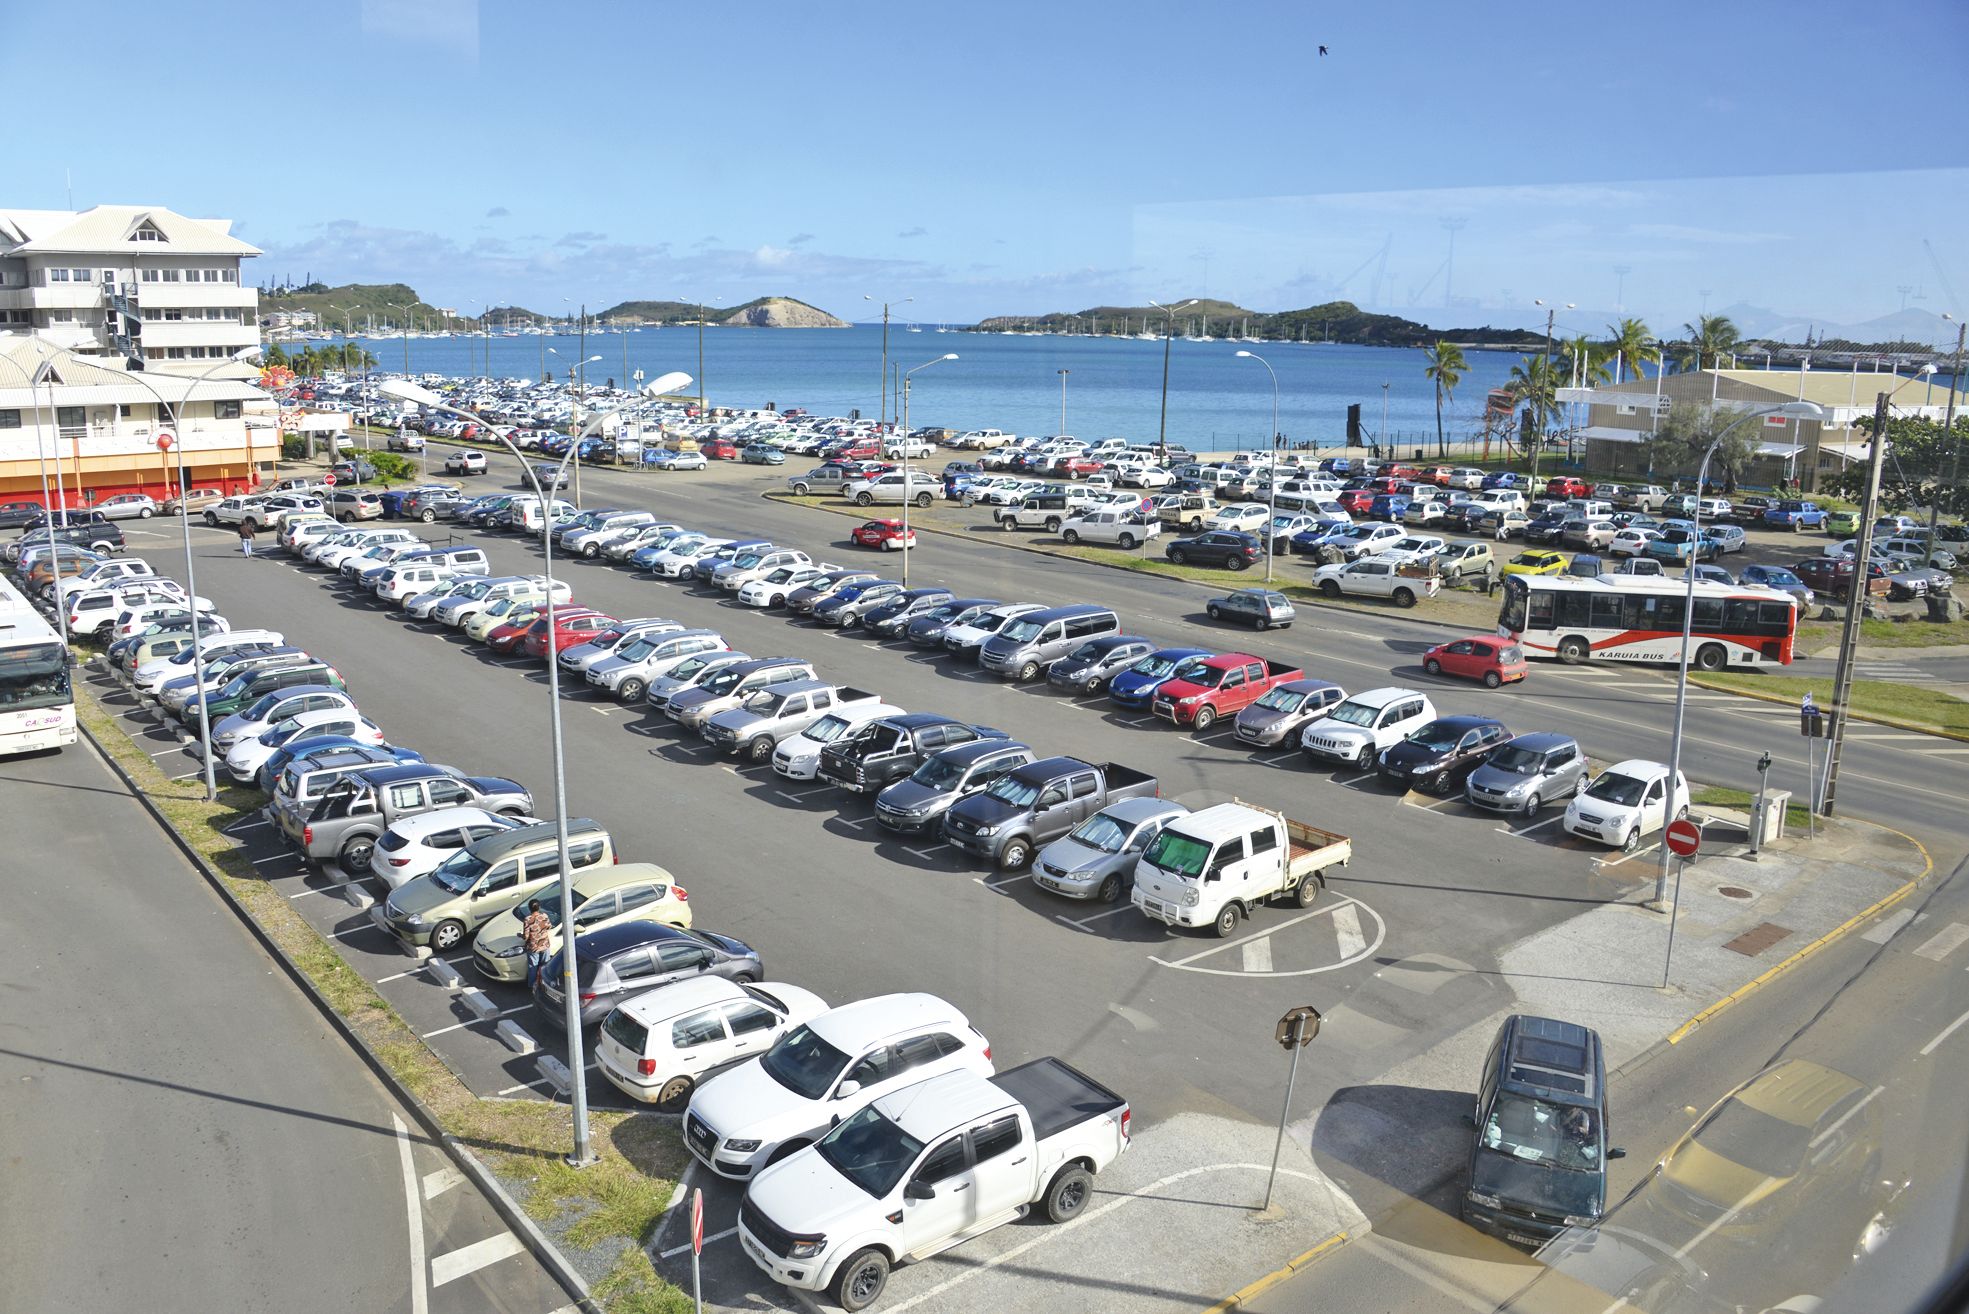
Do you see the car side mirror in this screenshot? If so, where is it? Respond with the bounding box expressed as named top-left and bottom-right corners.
top-left (1607, 1147), bottom-right (1626, 1160)
top-left (905, 1179), bottom-right (935, 1201)
top-left (834, 1080), bottom-right (861, 1100)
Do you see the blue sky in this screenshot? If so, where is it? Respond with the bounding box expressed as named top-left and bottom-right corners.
top-left (6, 1), bottom-right (1966, 339)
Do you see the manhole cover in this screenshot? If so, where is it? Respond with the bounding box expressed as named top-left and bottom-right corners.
top-left (1723, 922), bottom-right (1793, 956)
top-left (1717, 886), bottom-right (1755, 900)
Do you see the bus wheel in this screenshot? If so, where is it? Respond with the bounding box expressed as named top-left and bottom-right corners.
top-left (1557, 636), bottom-right (1589, 665)
top-left (1695, 643), bottom-right (1726, 671)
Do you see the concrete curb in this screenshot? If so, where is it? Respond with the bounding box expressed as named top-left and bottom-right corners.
top-left (1661, 821), bottom-right (1935, 1045)
top-left (73, 704), bottom-right (601, 1314)
top-left (758, 491), bottom-right (1481, 640)
top-left (1199, 1227), bottom-right (1361, 1313)
top-left (1685, 673), bottom-right (1969, 743)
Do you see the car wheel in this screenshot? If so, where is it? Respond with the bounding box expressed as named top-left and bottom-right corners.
top-left (1484, 670), bottom-right (1502, 689)
top-left (1695, 643), bottom-right (1727, 672)
top-left (1425, 658), bottom-right (1442, 676)
top-left (1429, 769), bottom-right (1451, 794)
top-left (340, 834), bottom-right (376, 874)
top-left (1255, 617), bottom-right (1270, 632)
top-left (1521, 792), bottom-right (1542, 818)
top-left (747, 736), bottom-right (774, 763)
top-left (855, 492), bottom-right (873, 506)
top-left (1621, 828), bottom-right (1640, 853)
top-left (1097, 873), bottom-right (1125, 904)
top-left (1169, 550), bottom-right (1187, 565)
top-left (1044, 516), bottom-right (1063, 533)
top-left (139, 507), bottom-right (153, 518)
top-left (204, 511), bottom-right (219, 526)
top-left (792, 482), bottom-right (811, 496)
top-left (1018, 660), bottom-right (1040, 682)
top-left (1207, 605), bottom-right (1221, 621)
top-left (1189, 517), bottom-right (1204, 531)
top-left (1193, 705), bottom-right (1217, 732)
top-left (582, 543), bottom-right (599, 558)
top-left (1117, 533), bottom-right (1137, 549)
top-left (915, 493), bottom-right (932, 508)
top-left (1044, 1165), bottom-right (1095, 1223)
top-left (999, 838), bottom-right (1032, 871)
top-left (834, 1248), bottom-right (891, 1313)
top-left (430, 919), bottom-right (467, 952)
top-left (1392, 586), bottom-right (1415, 607)
top-left (1319, 579), bottom-right (1341, 598)
top-left (1062, 529), bottom-right (1080, 544)
top-left (1213, 903), bottom-right (1242, 938)
top-left (1557, 635), bottom-right (1589, 664)
top-left (656, 1075), bottom-right (695, 1113)
top-left (1355, 744), bottom-right (1374, 769)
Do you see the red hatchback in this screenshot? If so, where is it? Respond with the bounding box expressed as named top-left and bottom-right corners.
top-left (701, 439), bottom-right (739, 460)
top-left (1337, 488), bottom-right (1375, 515)
top-left (1544, 476), bottom-right (1588, 498)
top-left (1423, 635), bottom-right (1528, 689)
top-left (1059, 456), bottom-right (1106, 477)
top-left (521, 609), bottom-right (616, 660)
top-left (850, 519), bottom-right (916, 550)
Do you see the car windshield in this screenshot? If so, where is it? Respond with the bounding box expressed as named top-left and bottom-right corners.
top-left (1587, 772), bottom-right (1649, 807)
top-left (263, 717), bottom-right (309, 746)
top-left (669, 655), bottom-right (721, 680)
top-left (427, 848), bottom-right (489, 895)
top-left (1326, 699), bottom-right (1380, 728)
top-left (1760, 568), bottom-right (1802, 586)
top-left (909, 753), bottom-right (968, 789)
top-left (1684, 1097), bottom-right (1815, 1179)
top-left (0, 642), bottom-right (71, 712)
top-left (1407, 722), bottom-right (1465, 751)
top-left (1489, 743), bottom-right (1549, 775)
top-left (1067, 811), bottom-right (1130, 854)
top-left (760, 1023), bottom-right (852, 1101)
top-left (700, 667), bottom-right (747, 695)
top-left (1482, 1093), bottom-right (1601, 1171)
top-left (984, 774), bottom-right (1042, 807)
top-left (816, 1105), bottom-right (926, 1199)
top-left (1001, 619), bottom-right (1045, 643)
top-left (732, 552), bottom-right (763, 569)
top-left (616, 637), bottom-right (659, 662)
top-left (1252, 687), bottom-right (1305, 713)
top-left (1142, 828), bottom-right (1210, 879)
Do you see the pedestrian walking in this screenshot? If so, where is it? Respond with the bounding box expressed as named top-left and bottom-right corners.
top-left (237, 520), bottom-right (255, 558)
top-left (522, 900), bottom-right (553, 990)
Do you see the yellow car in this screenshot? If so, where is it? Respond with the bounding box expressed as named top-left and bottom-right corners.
top-left (1651, 1059), bottom-right (1877, 1239)
top-left (1501, 550), bottom-right (1568, 577)
top-left (464, 596), bottom-right (547, 642)
top-left (470, 861), bottom-right (692, 983)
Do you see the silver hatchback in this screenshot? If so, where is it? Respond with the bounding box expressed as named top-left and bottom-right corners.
top-left (1464, 732), bottom-right (1589, 816)
top-left (1033, 796), bottom-right (1190, 903)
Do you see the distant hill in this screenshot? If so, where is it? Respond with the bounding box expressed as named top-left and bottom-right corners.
top-left (598, 296), bottom-right (846, 328)
top-left (260, 282), bottom-right (487, 332)
top-left (972, 298), bottom-right (1537, 348)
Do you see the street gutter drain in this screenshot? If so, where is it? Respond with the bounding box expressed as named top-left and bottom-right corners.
top-left (1716, 886), bottom-right (1755, 900)
top-left (1723, 922), bottom-right (1792, 956)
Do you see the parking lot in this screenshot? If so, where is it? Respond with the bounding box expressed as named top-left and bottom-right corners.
top-left (88, 454), bottom-right (1969, 1312)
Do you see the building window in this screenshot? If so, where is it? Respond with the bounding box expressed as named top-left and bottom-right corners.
top-left (57, 407), bottom-right (85, 427)
top-left (167, 347), bottom-right (187, 359)
top-left (0, 410), bottom-right (19, 429)
top-left (160, 269), bottom-right (181, 282)
top-left (102, 270), bottom-right (115, 283)
top-left (70, 267), bottom-right (89, 281)
top-left (216, 400), bottom-right (243, 420)
top-left (133, 225), bottom-right (162, 241)
top-left (119, 404), bottom-right (133, 418)
top-left (221, 268), bottom-right (237, 283)
top-left (141, 268), bottom-right (160, 282)
top-left (48, 268), bottom-right (69, 283)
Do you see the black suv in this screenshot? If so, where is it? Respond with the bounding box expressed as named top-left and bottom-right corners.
top-left (1164, 530), bottom-right (1262, 570)
top-left (816, 713), bottom-right (1007, 794)
top-left (1377, 715), bottom-right (1510, 793)
top-left (1522, 511), bottom-right (1569, 545)
top-left (1464, 1014), bottom-right (1622, 1246)
top-left (33, 521), bottom-right (126, 555)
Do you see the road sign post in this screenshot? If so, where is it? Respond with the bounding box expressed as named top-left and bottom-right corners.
top-left (691, 1186), bottom-right (704, 1314)
top-left (1262, 1006), bottom-right (1321, 1213)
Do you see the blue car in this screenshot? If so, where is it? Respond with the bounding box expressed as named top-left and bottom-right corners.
top-left (1289, 524), bottom-right (1356, 557)
top-left (643, 448), bottom-right (679, 468)
top-left (1107, 646), bottom-right (1214, 711)
top-left (1739, 564), bottom-right (1814, 606)
top-left (1762, 499), bottom-right (1827, 531)
top-left (1318, 457), bottom-right (1354, 475)
top-left (1481, 471), bottom-right (1522, 490)
top-left (1368, 493), bottom-right (1412, 522)
top-left (256, 736), bottom-right (424, 793)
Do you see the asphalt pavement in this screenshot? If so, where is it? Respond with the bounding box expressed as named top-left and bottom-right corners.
top-left (0, 729), bottom-right (573, 1313)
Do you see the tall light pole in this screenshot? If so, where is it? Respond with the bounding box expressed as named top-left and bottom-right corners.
top-left (1057, 369), bottom-right (1070, 437)
top-left (26, 362), bottom-right (70, 649)
top-left (865, 295), bottom-right (912, 428)
top-left (695, 298), bottom-right (720, 418)
top-left (1921, 314), bottom-right (1964, 569)
top-left (386, 302), bottom-right (413, 376)
top-left (1649, 400), bottom-right (1828, 922)
top-left (1235, 350), bottom-right (1281, 583)
top-left (99, 345), bottom-right (266, 801)
top-left (382, 371), bottom-right (690, 1168)
top-left (900, 354), bottom-right (958, 588)
top-left (1530, 299), bottom-right (1573, 483)
top-left (1150, 299), bottom-right (1198, 467)
top-left (549, 348), bottom-right (604, 507)
top-left (1822, 367), bottom-right (1938, 816)
top-left (1380, 382), bottom-right (1390, 457)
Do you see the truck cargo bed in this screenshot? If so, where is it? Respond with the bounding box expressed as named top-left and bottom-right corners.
top-left (990, 1058), bottom-right (1126, 1143)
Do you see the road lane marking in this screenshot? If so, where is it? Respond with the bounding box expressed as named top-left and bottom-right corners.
top-left (430, 1232), bottom-right (526, 1287)
top-left (658, 1225), bottom-right (736, 1261)
top-left (422, 1166), bottom-right (465, 1201)
top-left (421, 1005), bottom-right (529, 1039)
top-left (1332, 902), bottom-right (1367, 958)
top-left (1861, 909), bottom-right (1922, 944)
top-left (1921, 1006), bottom-right (1969, 1056)
top-left (1809, 1084), bottom-right (1884, 1150)
top-left (391, 1113), bottom-right (429, 1314)
top-left (1241, 937), bottom-right (1274, 972)
top-left (1914, 923), bottom-right (1969, 962)
top-left (377, 955), bottom-right (470, 984)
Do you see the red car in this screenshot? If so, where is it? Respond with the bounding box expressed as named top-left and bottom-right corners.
top-left (1422, 635), bottom-right (1528, 689)
top-left (850, 519), bottom-right (917, 551)
top-left (1337, 489), bottom-right (1375, 515)
top-left (1544, 476), bottom-right (1588, 499)
top-left (521, 609), bottom-right (617, 660)
top-left (1059, 456), bottom-right (1106, 477)
top-left (488, 606), bottom-right (596, 657)
top-left (702, 439), bottom-right (739, 460)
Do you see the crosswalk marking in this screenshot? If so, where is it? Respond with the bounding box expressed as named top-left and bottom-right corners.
top-left (1862, 909), bottom-right (1922, 944)
top-left (1332, 903), bottom-right (1366, 959)
top-left (1914, 923), bottom-right (1969, 962)
top-left (1242, 937), bottom-right (1274, 973)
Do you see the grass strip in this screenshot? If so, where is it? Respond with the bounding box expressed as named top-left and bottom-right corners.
top-left (1692, 786), bottom-right (1813, 831)
top-left (1684, 670), bottom-right (1969, 738)
top-left (75, 680), bottom-right (689, 1310)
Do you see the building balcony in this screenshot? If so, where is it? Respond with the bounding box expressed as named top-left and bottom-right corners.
top-left (0, 285), bottom-right (107, 311)
top-left (137, 320), bottom-right (255, 347)
top-left (131, 283), bottom-right (258, 310)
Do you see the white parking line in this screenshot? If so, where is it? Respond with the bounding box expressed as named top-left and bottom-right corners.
top-left (1057, 905), bottom-right (1134, 929)
top-left (1497, 815), bottom-right (1566, 838)
top-left (391, 1113), bottom-right (428, 1314)
top-left (772, 787), bottom-right (825, 802)
top-left (250, 852), bottom-right (296, 866)
top-left (975, 873), bottom-right (1029, 890)
top-left (422, 1165), bottom-right (465, 1201)
top-left (905, 842), bottom-right (949, 857)
top-left (421, 1005), bottom-right (529, 1039)
top-left (1594, 842), bottom-right (1661, 869)
top-left (226, 819), bottom-right (271, 833)
top-left (377, 955), bottom-right (470, 984)
top-left (833, 816), bottom-right (877, 830)
top-left (430, 1232), bottom-right (526, 1287)
top-left (1400, 794), bottom-right (1459, 814)
top-left (659, 1225), bottom-right (737, 1261)
top-left (288, 884), bottom-right (346, 899)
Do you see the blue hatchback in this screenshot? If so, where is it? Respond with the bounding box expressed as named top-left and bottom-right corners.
top-left (1108, 646), bottom-right (1214, 710)
top-left (1482, 471), bottom-right (1522, 490)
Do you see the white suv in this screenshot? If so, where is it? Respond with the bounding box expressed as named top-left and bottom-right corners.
top-left (1564, 760), bottom-right (1691, 852)
top-left (683, 993), bottom-right (991, 1180)
top-left (1300, 687), bottom-right (1437, 769)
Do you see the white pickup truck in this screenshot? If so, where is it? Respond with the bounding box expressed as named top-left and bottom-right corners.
top-left (1058, 507), bottom-right (1161, 549)
top-left (1312, 555), bottom-right (1441, 607)
top-left (1132, 800), bottom-right (1351, 937)
top-left (738, 1058), bottom-right (1131, 1311)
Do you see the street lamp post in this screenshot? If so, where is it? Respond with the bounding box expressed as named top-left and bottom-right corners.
top-left (865, 296), bottom-right (913, 429)
top-left (102, 346), bottom-right (266, 802)
top-left (549, 347), bottom-right (604, 508)
top-left (1530, 300), bottom-right (1573, 484)
top-left (900, 354), bottom-right (958, 588)
top-left (695, 298), bottom-right (720, 419)
top-left (1921, 315), bottom-right (1965, 570)
top-left (1649, 400), bottom-right (1827, 925)
top-left (1057, 369), bottom-right (1070, 437)
top-left (1150, 299), bottom-right (1198, 467)
top-left (1235, 350), bottom-right (1281, 584)
top-left (381, 370), bottom-right (690, 1168)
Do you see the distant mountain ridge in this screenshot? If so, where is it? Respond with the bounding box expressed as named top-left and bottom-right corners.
top-left (971, 299), bottom-right (1537, 347)
top-left (598, 296), bottom-right (847, 328)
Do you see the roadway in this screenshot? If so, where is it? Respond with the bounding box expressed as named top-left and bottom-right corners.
top-left (0, 729), bottom-right (573, 1312)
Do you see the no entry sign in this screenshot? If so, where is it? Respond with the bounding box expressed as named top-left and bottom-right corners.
top-left (1665, 818), bottom-right (1702, 858)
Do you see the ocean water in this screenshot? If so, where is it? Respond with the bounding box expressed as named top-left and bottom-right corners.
top-left (339, 325), bottom-right (1533, 451)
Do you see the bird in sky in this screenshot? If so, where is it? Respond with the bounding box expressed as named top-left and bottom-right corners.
top-left (1319, 45), bottom-right (1329, 55)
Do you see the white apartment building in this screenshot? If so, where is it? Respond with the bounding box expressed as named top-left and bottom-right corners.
top-left (0, 204), bottom-right (261, 377)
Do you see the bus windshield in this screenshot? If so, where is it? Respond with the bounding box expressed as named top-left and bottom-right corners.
top-left (0, 642), bottom-right (70, 711)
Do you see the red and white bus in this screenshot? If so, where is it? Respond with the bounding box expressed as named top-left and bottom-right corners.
top-left (0, 576), bottom-right (76, 755)
top-left (1497, 574), bottom-right (1797, 670)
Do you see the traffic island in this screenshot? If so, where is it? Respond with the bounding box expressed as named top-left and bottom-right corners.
top-left (71, 678), bottom-right (695, 1314)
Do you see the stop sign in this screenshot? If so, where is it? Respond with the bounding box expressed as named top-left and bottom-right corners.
top-left (1665, 818), bottom-right (1701, 858)
top-left (322, 472), bottom-right (337, 487)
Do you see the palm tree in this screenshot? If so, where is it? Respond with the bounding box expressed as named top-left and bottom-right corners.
top-left (1562, 335), bottom-right (1611, 387)
top-left (1605, 317), bottom-right (1657, 383)
top-left (1674, 314), bottom-right (1740, 372)
top-left (1423, 340), bottom-right (1467, 458)
top-left (1507, 353), bottom-right (1560, 445)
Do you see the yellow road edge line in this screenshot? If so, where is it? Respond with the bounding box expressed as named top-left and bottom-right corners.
top-left (1665, 823), bottom-right (1935, 1045)
top-left (1685, 674), bottom-right (1969, 743)
top-left (1199, 1228), bottom-right (1356, 1313)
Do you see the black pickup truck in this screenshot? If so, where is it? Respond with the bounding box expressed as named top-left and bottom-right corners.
top-left (816, 712), bottom-right (1008, 794)
top-left (940, 756), bottom-right (1160, 871)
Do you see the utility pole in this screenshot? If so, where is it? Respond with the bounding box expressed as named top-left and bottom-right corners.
top-left (1921, 317), bottom-right (1964, 568)
top-left (1821, 391), bottom-right (1893, 817)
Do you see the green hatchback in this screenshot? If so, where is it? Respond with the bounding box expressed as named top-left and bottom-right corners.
top-left (1825, 508), bottom-right (1862, 536)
